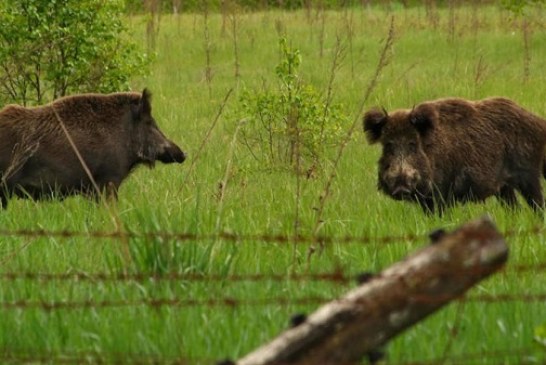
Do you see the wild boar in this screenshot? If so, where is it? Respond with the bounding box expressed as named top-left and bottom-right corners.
top-left (363, 97), bottom-right (546, 214)
top-left (0, 89), bottom-right (185, 208)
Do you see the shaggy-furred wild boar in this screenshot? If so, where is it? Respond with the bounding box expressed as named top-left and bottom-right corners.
top-left (0, 89), bottom-right (185, 208)
top-left (363, 97), bottom-right (546, 214)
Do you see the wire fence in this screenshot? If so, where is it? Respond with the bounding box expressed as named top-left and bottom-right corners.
top-left (0, 293), bottom-right (545, 312)
top-left (0, 227), bottom-right (423, 245)
top-left (0, 224), bottom-right (544, 364)
top-left (0, 226), bottom-right (545, 307)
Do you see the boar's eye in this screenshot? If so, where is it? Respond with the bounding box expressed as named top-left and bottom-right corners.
top-left (408, 141), bottom-right (418, 153)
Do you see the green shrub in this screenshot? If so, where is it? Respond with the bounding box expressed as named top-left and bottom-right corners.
top-left (235, 38), bottom-right (350, 174)
top-left (0, 0), bottom-right (151, 105)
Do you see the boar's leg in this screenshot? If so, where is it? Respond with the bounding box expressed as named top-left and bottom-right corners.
top-left (105, 182), bottom-right (119, 201)
top-left (417, 197), bottom-right (437, 215)
top-left (418, 190), bottom-right (451, 216)
top-left (0, 191), bottom-right (7, 209)
top-left (496, 186), bottom-right (518, 208)
top-left (80, 179), bottom-right (120, 205)
top-left (515, 173), bottom-right (544, 211)
top-left (0, 179), bottom-right (6, 208)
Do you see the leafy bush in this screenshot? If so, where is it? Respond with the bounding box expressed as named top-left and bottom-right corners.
top-left (234, 38), bottom-right (349, 174)
top-left (0, 0), bottom-right (150, 105)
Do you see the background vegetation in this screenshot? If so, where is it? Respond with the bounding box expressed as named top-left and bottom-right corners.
top-left (0, 0), bottom-right (150, 105)
top-left (0, 1), bottom-right (546, 364)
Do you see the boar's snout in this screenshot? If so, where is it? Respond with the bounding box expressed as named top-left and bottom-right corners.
top-left (157, 140), bottom-right (186, 164)
top-left (381, 163), bottom-right (424, 201)
top-left (391, 185), bottom-right (413, 200)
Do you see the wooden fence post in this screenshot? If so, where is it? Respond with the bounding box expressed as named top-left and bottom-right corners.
top-left (237, 216), bottom-right (508, 365)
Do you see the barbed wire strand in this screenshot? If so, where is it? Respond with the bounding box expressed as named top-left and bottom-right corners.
top-left (0, 222), bottom-right (544, 247)
top-left (0, 257), bottom-right (542, 284)
top-left (0, 292), bottom-right (544, 312)
top-left (0, 227), bottom-right (422, 245)
top-left (394, 346), bottom-right (539, 365)
top-left (0, 351), bottom-right (195, 365)
top-left (0, 346), bottom-right (539, 365)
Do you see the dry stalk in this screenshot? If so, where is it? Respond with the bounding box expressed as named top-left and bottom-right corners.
top-left (215, 119), bottom-right (245, 233)
top-left (425, 0), bottom-right (439, 30)
top-left (51, 106), bottom-right (132, 272)
top-left (318, 4), bottom-right (327, 58)
top-left (0, 237), bottom-right (34, 266)
top-left (291, 106), bottom-right (302, 265)
top-left (275, 18), bottom-right (285, 38)
top-left (319, 36), bottom-right (347, 144)
top-left (181, 88), bottom-right (234, 189)
top-left (304, 0), bottom-right (313, 24)
top-left (438, 300), bottom-right (466, 364)
top-left (471, 1), bottom-right (480, 37)
top-left (174, 0), bottom-right (182, 32)
top-left (221, 0), bottom-right (229, 36)
top-left (522, 17), bottom-right (531, 83)
top-left (145, 0), bottom-right (161, 51)
top-left (172, 0), bottom-right (180, 14)
top-left (203, 0), bottom-right (213, 98)
top-left (474, 54), bottom-right (487, 96)
top-left (308, 16), bottom-right (396, 261)
top-left (342, 6), bottom-right (355, 79)
top-left (231, 5), bottom-right (241, 80)
top-left (448, 0), bottom-right (457, 43)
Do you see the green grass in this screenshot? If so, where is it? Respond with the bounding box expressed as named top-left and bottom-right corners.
top-left (1, 3), bottom-right (546, 364)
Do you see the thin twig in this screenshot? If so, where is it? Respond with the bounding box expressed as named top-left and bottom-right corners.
top-left (215, 118), bottom-right (244, 232)
top-left (318, 35), bottom-right (346, 144)
top-left (438, 300), bottom-right (466, 364)
top-left (203, 0), bottom-right (213, 98)
top-left (181, 88), bottom-right (234, 189)
top-left (309, 16), bottom-right (395, 260)
top-left (51, 106), bottom-right (131, 271)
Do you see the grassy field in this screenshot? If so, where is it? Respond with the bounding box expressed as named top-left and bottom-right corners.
top-left (1, 3), bottom-right (546, 364)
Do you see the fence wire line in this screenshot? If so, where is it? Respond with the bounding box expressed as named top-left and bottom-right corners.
top-left (0, 292), bottom-right (545, 312)
top-left (0, 227), bottom-right (421, 245)
top-left (0, 271), bottom-right (350, 283)
top-left (390, 346), bottom-right (539, 365)
top-left (0, 222), bottom-right (544, 246)
top-left (0, 259), bottom-right (542, 284)
top-left (0, 347), bottom-right (538, 365)
top-left (1, 349), bottom-right (537, 365)
top-left (0, 351), bottom-right (195, 365)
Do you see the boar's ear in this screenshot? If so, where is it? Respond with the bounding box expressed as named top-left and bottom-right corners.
top-left (410, 103), bottom-right (436, 136)
top-left (363, 107), bottom-right (387, 144)
top-left (138, 88), bottom-right (153, 116)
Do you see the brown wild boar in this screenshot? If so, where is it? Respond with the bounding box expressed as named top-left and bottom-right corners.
top-left (363, 97), bottom-right (546, 214)
top-left (0, 89), bottom-right (185, 208)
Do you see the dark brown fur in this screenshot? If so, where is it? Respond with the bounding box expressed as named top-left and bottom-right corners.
top-left (363, 97), bottom-right (546, 214)
top-left (0, 89), bottom-right (185, 208)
